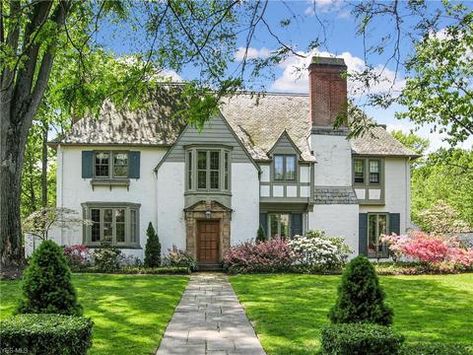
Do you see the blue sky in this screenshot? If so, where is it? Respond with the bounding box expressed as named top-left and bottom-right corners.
top-left (96, 0), bottom-right (472, 152)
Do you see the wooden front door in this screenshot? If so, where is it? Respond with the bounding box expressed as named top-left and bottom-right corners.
top-left (197, 220), bottom-right (220, 263)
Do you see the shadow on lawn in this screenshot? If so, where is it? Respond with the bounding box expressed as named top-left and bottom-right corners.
top-left (231, 274), bottom-right (473, 355)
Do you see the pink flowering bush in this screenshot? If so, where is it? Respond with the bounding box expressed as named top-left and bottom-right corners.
top-left (381, 231), bottom-right (473, 272)
top-left (63, 244), bottom-right (92, 271)
top-left (223, 238), bottom-right (295, 273)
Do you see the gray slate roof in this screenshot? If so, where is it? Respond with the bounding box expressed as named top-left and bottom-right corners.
top-left (55, 90), bottom-right (418, 160)
top-left (314, 186), bottom-right (358, 205)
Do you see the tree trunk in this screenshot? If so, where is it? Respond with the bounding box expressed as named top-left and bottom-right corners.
top-left (0, 116), bottom-right (28, 267)
top-left (41, 122), bottom-right (48, 207)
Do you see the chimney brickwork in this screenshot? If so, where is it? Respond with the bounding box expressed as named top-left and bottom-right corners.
top-left (308, 57), bottom-right (347, 128)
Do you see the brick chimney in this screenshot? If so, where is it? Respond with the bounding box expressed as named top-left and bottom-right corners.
top-left (308, 56), bottom-right (347, 127)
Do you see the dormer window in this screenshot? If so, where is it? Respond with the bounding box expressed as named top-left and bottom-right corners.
top-left (274, 155), bottom-right (296, 181)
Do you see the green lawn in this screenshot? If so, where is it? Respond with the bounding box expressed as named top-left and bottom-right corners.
top-left (0, 274), bottom-right (188, 355)
top-left (230, 273), bottom-right (473, 355)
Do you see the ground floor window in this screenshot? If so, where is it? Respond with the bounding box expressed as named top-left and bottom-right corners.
top-left (368, 213), bottom-right (389, 258)
top-left (262, 213), bottom-right (303, 239)
top-left (82, 203), bottom-right (140, 247)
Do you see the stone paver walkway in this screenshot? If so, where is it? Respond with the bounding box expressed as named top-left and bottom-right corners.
top-left (156, 273), bottom-right (265, 355)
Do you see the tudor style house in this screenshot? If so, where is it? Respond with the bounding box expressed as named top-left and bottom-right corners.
top-left (48, 56), bottom-right (418, 266)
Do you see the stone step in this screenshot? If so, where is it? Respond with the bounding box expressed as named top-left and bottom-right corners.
top-left (198, 263), bottom-right (223, 272)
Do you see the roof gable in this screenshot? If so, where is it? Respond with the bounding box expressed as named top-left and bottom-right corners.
top-left (267, 130), bottom-right (303, 158)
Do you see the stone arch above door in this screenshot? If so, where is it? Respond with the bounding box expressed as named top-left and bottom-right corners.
top-left (184, 200), bottom-right (232, 263)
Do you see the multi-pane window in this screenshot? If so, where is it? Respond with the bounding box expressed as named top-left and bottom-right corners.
top-left (269, 214), bottom-right (290, 238)
top-left (274, 155), bottom-right (297, 181)
top-left (94, 151), bottom-right (129, 179)
top-left (352, 158), bottom-right (383, 186)
top-left (368, 214), bottom-right (388, 258)
top-left (369, 160), bottom-right (380, 184)
top-left (84, 204), bottom-right (140, 246)
top-left (186, 148), bottom-right (230, 191)
top-left (354, 159), bottom-right (364, 183)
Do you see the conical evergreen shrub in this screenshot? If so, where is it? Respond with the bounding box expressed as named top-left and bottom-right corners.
top-left (17, 240), bottom-right (82, 315)
top-left (144, 222), bottom-right (161, 267)
top-left (256, 225), bottom-right (266, 243)
top-left (328, 256), bottom-right (393, 326)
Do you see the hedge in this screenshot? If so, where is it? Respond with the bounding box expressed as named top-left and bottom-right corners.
top-left (400, 343), bottom-right (473, 355)
top-left (321, 323), bottom-right (404, 355)
top-left (0, 314), bottom-right (93, 355)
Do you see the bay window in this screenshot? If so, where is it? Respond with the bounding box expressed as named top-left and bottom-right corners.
top-left (83, 203), bottom-right (140, 247)
top-left (186, 147), bottom-right (231, 192)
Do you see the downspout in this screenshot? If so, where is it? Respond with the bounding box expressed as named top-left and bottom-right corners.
top-left (405, 158), bottom-right (411, 231)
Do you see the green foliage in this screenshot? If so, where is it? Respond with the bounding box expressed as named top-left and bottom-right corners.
top-left (321, 323), bottom-right (404, 355)
top-left (144, 222), bottom-right (161, 267)
top-left (256, 225), bottom-right (266, 243)
top-left (329, 256), bottom-right (393, 326)
top-left (398, 11), bottom-right (473, 146)
top-left (0, 314), bottom-right (93, 355)
top-left (163, 246), bottom-right (197, 271)
top-left (411, 149), bottom-right (473, 228)
top-left (418, 200), bottom-right (471, 234)
top-left (116, 266), bottom-right (190, 275)
top-left (390, 130), bottom-right (429, 156)
top-left (17, 240), bottom-right (82, 316)
top-left (93, 242), bottom-right (122, 272)
top-left (400, 343), bottom-right (473, 355)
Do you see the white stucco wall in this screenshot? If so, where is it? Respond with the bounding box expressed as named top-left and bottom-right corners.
top-left (311, 135), bottom-right (352, 186)
top-left (359, 157), bottom-right (411, 234)
top-left (308, 204), bottom-right (359, 256)
top-left (53, 144), bottom-right (167, 258)
top-left (156, 162), bottom-right (186, 254)
top-left (231, 163), bottom-right (259, 245)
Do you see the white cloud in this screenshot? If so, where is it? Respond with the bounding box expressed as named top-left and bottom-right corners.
top-left (271, 49), bottom-right (405, 97)
top-left (304, 0), bottom-right (345, 16)
top-left (234, 47), bottom-right (271, 61)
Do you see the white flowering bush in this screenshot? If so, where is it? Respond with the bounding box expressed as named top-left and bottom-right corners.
top-left (288, 230), bottom-right (352, 272)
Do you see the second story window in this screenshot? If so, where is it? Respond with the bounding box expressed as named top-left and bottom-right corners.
top-left (369, 160), bottom-right (380, 184)
top-left (94, 151), bottom-right (129, 179)
top-left (354, 159), bottom-right (364, 183)
top-left (187, 147), bottom-right (231, 192)
top-left (274, 155), bottom-right (296, 181)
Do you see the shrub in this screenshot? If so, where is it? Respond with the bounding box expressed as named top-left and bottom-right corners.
top-left (288, 231), bottom-right (351, 272)
top-left (400, 343), bottom-right (473, 355)
top-left (256, 225), bottom-right (266, 243)
top-left (321, 323), bottom-right (404, 355)
top-left (17, 240), bottom-right (82, 316)
top-left (382, 231), bottom-right (473, 271)
top-left (329, 256), bottom-right (393, 326)
top-left (93, 242), bottom-right (121, 272)
top-left (163, 245), bottom-right (197, 271)
top-left (144, 222), bottom-right (161, 267)
top-left (0, 314), bottom-right (93, 355)
top-left (223, 238), bottom-right (295, 273)
top-left (64, 244), bottom-right (92, 271)
top-left (119, 266), bottom-right (191, 274)
top-left (118, 254), bottom-right (142, 267)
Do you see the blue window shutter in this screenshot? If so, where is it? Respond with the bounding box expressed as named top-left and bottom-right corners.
top-left (291, 213), bottom-right (303, 237)
top-left (82, 151), bottom-right (93, 178)
top-left (129, 151), bottom-right (140, 178)
top-left (389, 213), bottom-right (401, 235)
top-left (359, 213), bottom-right (368, 256)
top-left (259, 213), bottom-right (267, 237)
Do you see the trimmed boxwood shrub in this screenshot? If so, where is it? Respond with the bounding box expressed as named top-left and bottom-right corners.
top-left (400, 343), bottom-right (473, 355)
top-left (321, 323), bottom-right (404, 355)
top-left (0, 314), bottom-right (93, 355)
top-left (17, 240), bottom-right (82, 315)
top-left (329, 256), bottom-right (393, 326)
top-left (144, 222), bottom-right (161, 267)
